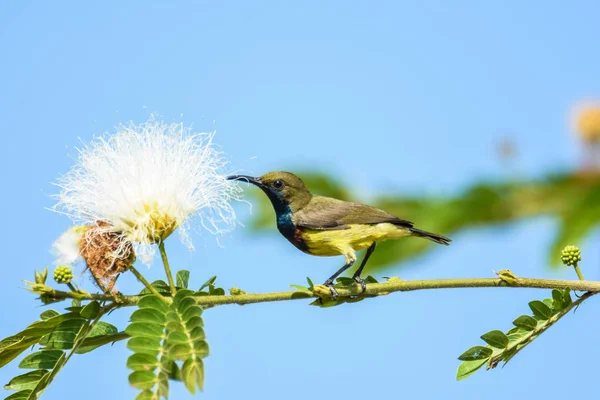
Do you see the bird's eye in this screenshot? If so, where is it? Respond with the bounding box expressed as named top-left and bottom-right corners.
top-left (273, 180), bottom-right (284, 190)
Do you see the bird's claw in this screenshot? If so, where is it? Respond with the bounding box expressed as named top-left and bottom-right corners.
top-left (353, 276), bottom-right (367, 294)
top-left (325, 283), bottom-right (339, 300)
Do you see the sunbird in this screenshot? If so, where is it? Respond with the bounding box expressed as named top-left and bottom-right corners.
top-left (228, 171), bottom-right (451, 298)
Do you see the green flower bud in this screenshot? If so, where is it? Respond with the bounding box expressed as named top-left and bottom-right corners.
top-left (54, 265), bottom-right (74, 284)
top-left (229, 287), bottom-right (247, 296)
top-left (35, 267), bottom-right (48, 284)
top-left (497, 269), bottom-right (519, 286)
top-left (561, 245), bottom-right (582, 267)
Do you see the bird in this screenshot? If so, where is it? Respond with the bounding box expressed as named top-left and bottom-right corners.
top-left (228, 171), bottom-right (450, 298)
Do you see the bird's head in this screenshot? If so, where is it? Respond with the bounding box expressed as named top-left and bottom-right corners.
top-left (227, 171), bottom-right (312, 213)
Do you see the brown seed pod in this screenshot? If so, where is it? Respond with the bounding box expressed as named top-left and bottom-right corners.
top-left (79, 221), bottom-right (136, 293)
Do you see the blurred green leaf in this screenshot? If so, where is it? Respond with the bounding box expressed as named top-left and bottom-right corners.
top-left (551, 186), bottom-right (600, 265)
top-left (335, 277), bottom-right (355, 286)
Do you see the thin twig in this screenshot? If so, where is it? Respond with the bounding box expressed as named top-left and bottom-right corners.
top-left (159, 241), bottom-right (176, 296)
top-left (128, 265), bottom-right (164, 298)
top-left (32, 276), bottom-right (600, 308)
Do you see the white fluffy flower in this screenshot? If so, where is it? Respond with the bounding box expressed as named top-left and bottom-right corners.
top-left (52, 226), bottom-right (86, 265)
top-left (52, 119), bottom-right (241, 264)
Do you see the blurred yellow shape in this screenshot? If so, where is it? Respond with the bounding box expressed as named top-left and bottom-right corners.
top-left (573, 103), bottom-right (600, 143)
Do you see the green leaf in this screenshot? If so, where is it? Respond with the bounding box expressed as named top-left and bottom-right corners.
top-left (176, 270), bottom-right (190, 289)
top-left (562, 289), bottom-right (572, 307)
top-left (208, 286), bottom-right (225, 296)
top-left (480, 330), bottom-right (508, 349)
top-left (181, 358), bottom-right (205, 394)
top-left (507, 328), bottom-right (530, 343)
top-left (130, 309), bottom-right (168, 325)
top-left (169, 361), bottom-right (181, 381)
top-left (512, 315), bottom-right (537, 331)
top-left (129, 371), bottom-right (157, 391)
top-left (127, 295), bottom-right (170, 399)
top-left (80, 301), bottom-right (101, 319)
top-left (198, 276), bottom-right (217, 292)
top-left (127, 353), bottom-right (160, 372)
top-left (18, 350), bottom-right (63, 370)
top-left (138, 296), bottom-right (169, 314)
top-left (458, 346), bottom-right (493, 361)
top-left (39, 310), bottom-right (59, 321)
top-left (139, 280), bottom-right (172, 295)
top-left (5, 390), bottom-right (34, 400)
top-left (126, 323), bottom-right (166, 339)
top-left (76, 332), bottom-right (128, 354)
top-left (528, 300), bottom-right (553, 320)
top-left (165, 290), bottom-right (208, 393)
top-left (550, 187), bottom-right (600, 265)
top-left (3, 370), bottom-right (49, 391)
top-left (456, 359), bottom-right (487, 381)
top-left (542, 298), bottom-right (554, 310)
top-left (306, 277), bottom-right (314, 289)
top-left (135, 390), bottom-right (154, 400)
top-left (127, 292), bottom-right (209, 398)
top-left (552, 289), bottom-right (565, 310)
top-left (75, 322), bottom-right (123, 354)
top-left (127, 337), bottom-right (162, 357)
top-left (289, 284), bottom-right (313, 295)
top-left (310, 297), bottom-right (348, 308)
top-left (20, 312), bottom-right (83, 338)
top-left (40, 318), bottom-right (88, 349)
top-left (335, 277), bottom-right (355, 286)
top-left (0, 337), bottom-right (41, 368)
top-left (84, 321), bottom-right (118, 338)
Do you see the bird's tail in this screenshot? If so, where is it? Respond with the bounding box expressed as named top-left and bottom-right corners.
top-left (409, 228), bottom-right (451, 245)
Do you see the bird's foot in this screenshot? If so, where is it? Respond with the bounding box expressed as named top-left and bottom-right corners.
top-left (353, 276), bottom-right (367, 294)
top-left (323, 280), bottom-right (339, 300)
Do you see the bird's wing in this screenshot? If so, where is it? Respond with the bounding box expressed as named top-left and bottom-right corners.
top-left (294, 196), bottom-right (413, 230)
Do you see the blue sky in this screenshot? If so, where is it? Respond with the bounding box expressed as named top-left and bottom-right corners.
top-left (1, 1), bottom-right (599, 399)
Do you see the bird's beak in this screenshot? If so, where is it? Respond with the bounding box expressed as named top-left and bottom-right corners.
top-left (226, 175), bottom-right (263, 187)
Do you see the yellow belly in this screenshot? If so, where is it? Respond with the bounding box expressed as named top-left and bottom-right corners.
top-left (302, 223), bottom-right (411, 257)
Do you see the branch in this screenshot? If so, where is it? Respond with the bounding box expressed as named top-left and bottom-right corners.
top-left (488, 290), bottom-right (594, 369)
top-left (29, 275), bottom-right (600, 308)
